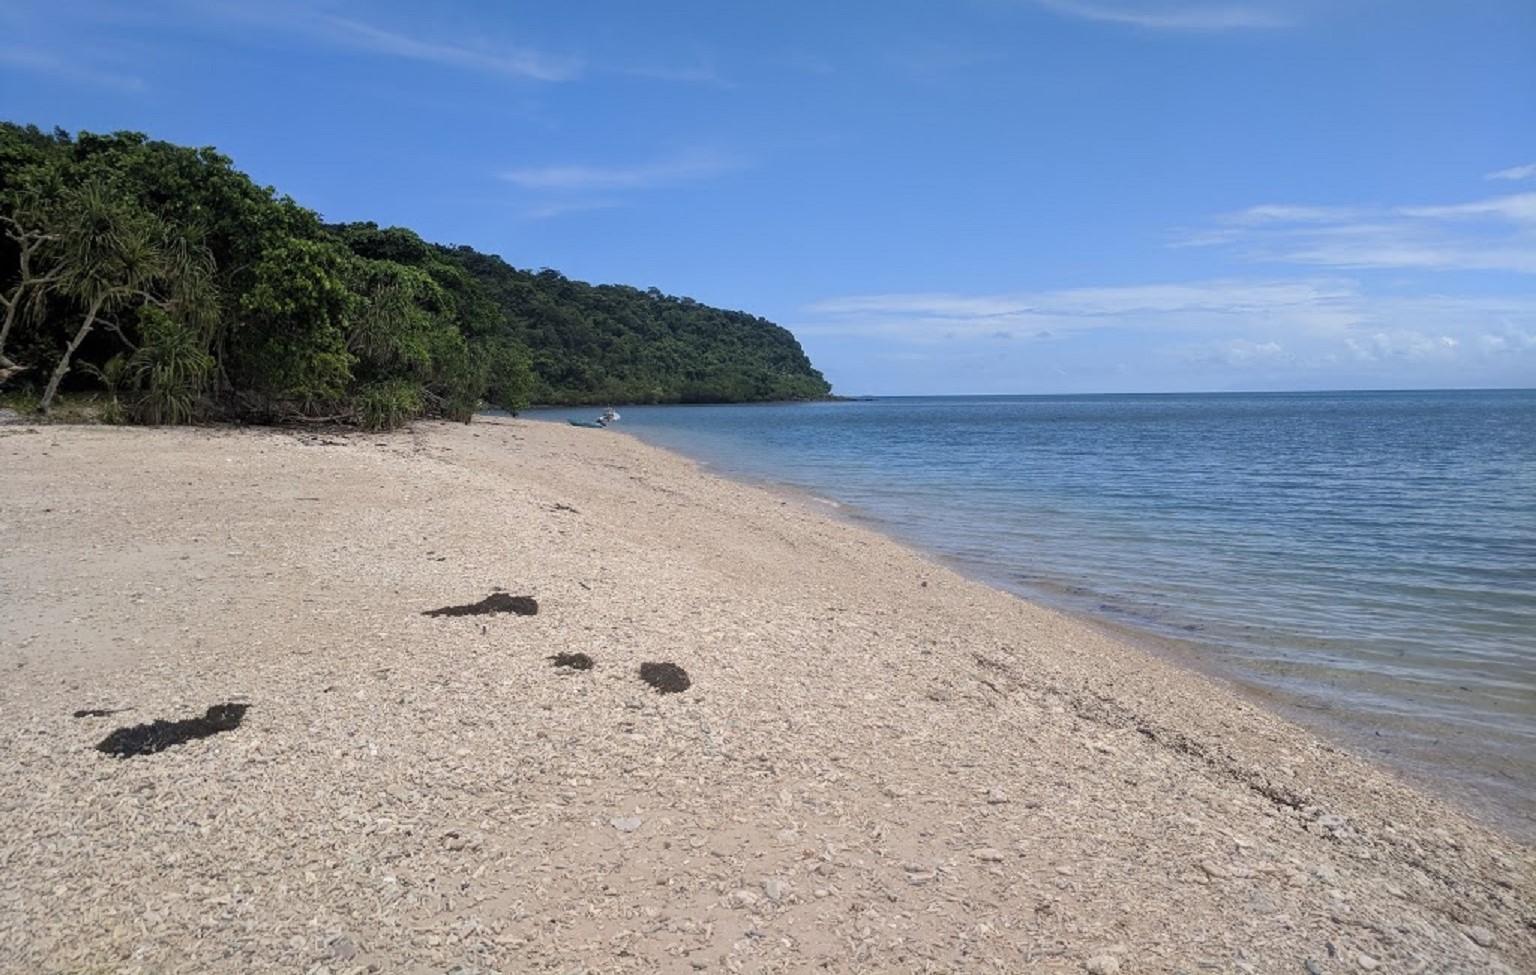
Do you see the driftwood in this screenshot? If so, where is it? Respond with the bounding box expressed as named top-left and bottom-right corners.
top-left (276, 412), bottom-right (355, 425)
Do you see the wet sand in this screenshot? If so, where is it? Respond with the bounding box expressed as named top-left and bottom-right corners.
top-left (0, 417), bottom-right (1531, 973)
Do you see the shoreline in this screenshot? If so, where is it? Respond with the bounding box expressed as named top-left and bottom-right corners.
top-left (564, 412), bottom-right (1536, 846)
top-left (1, 418), bottom-right (1531, 972)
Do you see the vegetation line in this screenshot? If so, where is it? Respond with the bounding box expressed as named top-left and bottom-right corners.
top-left (0, 123), bottom-right (831, 427)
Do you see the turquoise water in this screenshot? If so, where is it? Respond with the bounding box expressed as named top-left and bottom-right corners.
top-left (533, 391), bottom-right (1536, 835)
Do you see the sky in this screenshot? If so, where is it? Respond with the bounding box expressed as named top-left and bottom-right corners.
top-left (3, 0), bottom-right (1534, 394)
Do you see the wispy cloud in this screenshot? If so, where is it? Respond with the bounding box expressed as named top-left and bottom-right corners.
top-left (522, 199), bottom-right (623, 220)
top-left (0, 45), bottom-right (147, 91)
top-left (1397, 193), bottom-right (1536, 223)
top-left (1033, 0), bottom-right (1290, 31)
top-left (197, 3), bottom-right (731, 86)
top-left (800, 279), bottom-right (1536, 384)
top-left (1186, 186), bottom-right (1536, 274)
top-left (1486, 163), bottom-right (1536, 182)
top-left (171, 1), bottom-right (582, 82)
top-left (502, 151), bottom-right (744, 191)
top-left (620, 60), bottom-right (732, 87)
top-left (1219, 204), bottom-right (1366, 224)
top-left (803, 278), bottom-right (1361, 341)
top-left (312, 14), bottom-right (581, 81)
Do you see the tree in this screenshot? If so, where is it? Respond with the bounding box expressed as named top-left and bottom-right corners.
top-left (226, 237), bottom-right (355, 413)
top-left (0, 199), bottom-right (60, 379)
top-left (1, 121), bottom-right (831, 423)
top-left (482, 338), bottom-right (535, 412)
top-left (39, 184), bottom-right (162, 412)
top-left (38, 182), bottom-right (213, 414)
top-left (127, 306), bottom-right (215, 424)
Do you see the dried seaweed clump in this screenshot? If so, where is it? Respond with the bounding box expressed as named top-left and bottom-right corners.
top-left (639, 662), bottom-right (691, 694)
top-left (73, 707), bottom-right (124, 719)
top-left (550, 652), bottom-right (594, 671)
top-left (96, 704), bottom-right (250, 757)
top-left (422, 593), bottom-right (538, 617)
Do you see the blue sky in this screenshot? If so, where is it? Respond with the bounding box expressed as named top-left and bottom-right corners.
top-left (3, 0), bottom-right (1534, 394)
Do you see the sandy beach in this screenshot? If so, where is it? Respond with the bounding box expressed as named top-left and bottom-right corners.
top-left (0, 416), bottom-right (1531, 974)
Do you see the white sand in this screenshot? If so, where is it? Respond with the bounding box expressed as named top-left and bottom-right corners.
top-left (0, 417), bottom-right (1530, 974)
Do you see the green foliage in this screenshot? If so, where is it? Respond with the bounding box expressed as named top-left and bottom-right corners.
top-left (53, 181), bottom-right (166, 315)
top-left (436, 248), bottom-right (831, 405)
top-left (35, 179), bottom-right (216, 413)
top-left (355, 379), bottom-right (424, 431)
top-left (0, 121), bottom-right (831, 427)
top-left (422, 328), bottom-right (485, 423)
top-left (75, 353), bottom-right (128, 424)
top-left (345, 257), bottom-right (440, 375)
top-left (127, 306), bottom-right (214, 424)
top-left (230, 237), bottom-right (355, 409)
top-left (481, 339), bottom-right (535, 412)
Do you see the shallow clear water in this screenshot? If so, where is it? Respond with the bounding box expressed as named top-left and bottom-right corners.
top-left (532, 391), bottom-right (1536, 835)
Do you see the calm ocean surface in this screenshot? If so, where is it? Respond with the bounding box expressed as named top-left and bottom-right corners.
top-left (531, 391), bottom-right (1536, 836)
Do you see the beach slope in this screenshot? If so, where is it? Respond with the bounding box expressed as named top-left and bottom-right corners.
top-left (0, 418), bottom-right (1530, 973)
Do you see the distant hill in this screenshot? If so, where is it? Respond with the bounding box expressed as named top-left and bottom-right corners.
top-left (440, 246), bottom-right (830, 405)
top-left (0, 122), bottom-right (830, 427)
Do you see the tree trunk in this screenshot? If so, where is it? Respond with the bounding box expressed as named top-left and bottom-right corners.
top-left (1, 231), bottom-right (53, 367)
top-left (40, 298), bottom-right (104, 414)
top-left (0, 278), bottom-right (29, 368)
top-left (0, 291), bottom-right (17, 367)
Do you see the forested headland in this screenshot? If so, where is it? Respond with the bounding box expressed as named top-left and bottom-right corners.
top-left (0, 123), bottom-right (830, 427)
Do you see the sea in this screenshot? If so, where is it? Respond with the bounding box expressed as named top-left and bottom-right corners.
top-left (528, 390), bottom-right (1536, 838)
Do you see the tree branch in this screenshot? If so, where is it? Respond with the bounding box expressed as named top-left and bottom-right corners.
top-left (100, 317), bottom-right (140, 352)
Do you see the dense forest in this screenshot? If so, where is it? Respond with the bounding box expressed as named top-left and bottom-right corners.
top-left (0, 123), bottom-right (830, 427)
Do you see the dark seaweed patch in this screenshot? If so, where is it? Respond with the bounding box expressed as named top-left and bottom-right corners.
top-left (550, 652), bottom-right (594, 671)
top-left (422, 593), bottom-right (538, 617)
top-left (72, 708), bottom-right (126, 719)
top-left (639, 662), bottom-right (691, 694)
top-left (96, 703), bottom-right (249, 757)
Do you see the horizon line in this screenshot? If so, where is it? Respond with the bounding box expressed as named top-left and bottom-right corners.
top-left (829, 385), bottom-right (1536, 399)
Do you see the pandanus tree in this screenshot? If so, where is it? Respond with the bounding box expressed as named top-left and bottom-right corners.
top-left (38, 181), bottom-right (214, 414)
top-left (126, 306), bottom-right (216, 424)
top-left (0, 199), bottom-right (60, 382)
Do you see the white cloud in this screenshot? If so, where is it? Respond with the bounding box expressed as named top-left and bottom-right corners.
top-left (1191, 189), bottom-right (1536, 274)
top-left (32, 1), bottom-right (731, 86)
top-left (1474, 328), bottom-right (1536, 354)
top-left (160, 1), bottom-right (582, 82)
top-left (522, 199), bottom-right (622, 220)
top-left (313, 14), bottom-right (581, 82)
top-left (502, 151), bottom-right (744, 191)
top-left (812, 279), bottom-right (1355, 317)
top-left (1344, 331), bottom-right (1459, 364)
top-left (807, 165), bottom-right (1536, 391)
top-left (1224, 338), bottom-right (1284, 361)
top-left (0, 45), bottom-right (146, 91)
top-left (1221, 204), bottom-right (1365, 224)
top-left (1033, 0), bottom-right (1289, 30)
top-left (798, 279), bottom-right (1536, 382)
top-left (802, 278), bottom-right (1362, 341)
top-left (1180, 338), bottom-right (1290, 368)
top-left (1397, 192), bottom-right (1536, 223)
top-left (1486, 163), bottom-right (1536, 182)
top-left (187, 2), bottom-right (734, 86)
